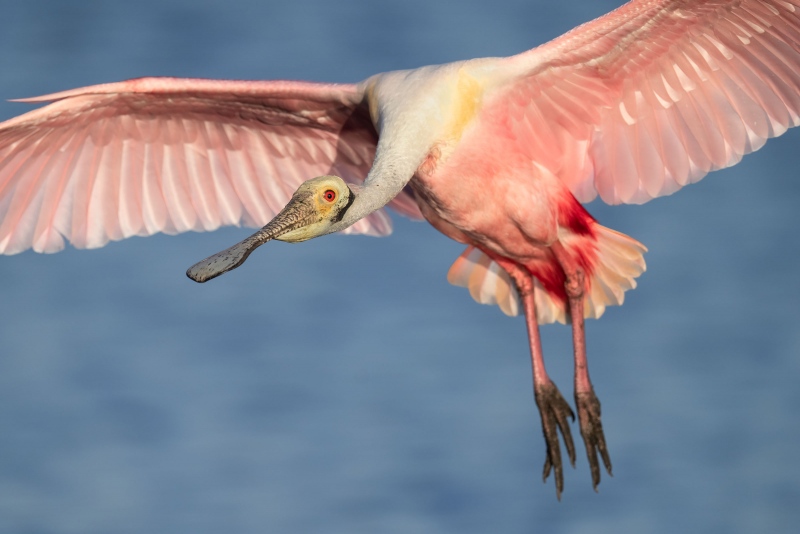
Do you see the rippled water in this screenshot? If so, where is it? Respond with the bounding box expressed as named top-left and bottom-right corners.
top-left (1, 1), bottom-right (799, 532)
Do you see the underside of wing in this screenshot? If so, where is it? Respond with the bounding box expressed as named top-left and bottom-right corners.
top-left (499, 0), bottom-right (800, 204)
top-left (0, 77), bottom-right (423, 255)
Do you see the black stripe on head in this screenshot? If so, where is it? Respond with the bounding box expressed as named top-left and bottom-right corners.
top-left (332, 185), bottom-right (355, 223)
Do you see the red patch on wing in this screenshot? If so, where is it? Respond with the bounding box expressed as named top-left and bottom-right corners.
top-left (558, 191), bottom-right (596, 236)
top-left (529, 193), bottom-right (600, 304)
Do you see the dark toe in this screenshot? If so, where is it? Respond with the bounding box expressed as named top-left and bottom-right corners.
top-left (534, 381), bottom-right (576, 499)
top-left (575, 390), bottom-right (612, 491)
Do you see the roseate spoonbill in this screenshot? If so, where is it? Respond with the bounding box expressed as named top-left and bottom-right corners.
top-left (1, 0), bottom-right (798, 498)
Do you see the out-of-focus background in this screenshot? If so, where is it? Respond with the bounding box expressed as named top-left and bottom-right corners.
top-left (1, 1), bottom-right (799, 532)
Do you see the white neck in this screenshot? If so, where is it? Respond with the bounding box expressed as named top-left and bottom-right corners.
top-left (324, 66), bottom-right (462, 234)
top-left (325, 128), bottom-right (430, 235)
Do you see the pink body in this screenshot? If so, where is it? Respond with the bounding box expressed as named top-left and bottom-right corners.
top-left (1, 0), bottom-right (799, 497)
top-left (414, 100), bottom-right (600, 306)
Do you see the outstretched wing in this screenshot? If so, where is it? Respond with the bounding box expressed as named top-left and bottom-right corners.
top-left (499, 0), bottom-right (800, 204)
top-left (455, 0), bottom-right (800, 320)
top-left (0, 77), bottom-right (422, 255)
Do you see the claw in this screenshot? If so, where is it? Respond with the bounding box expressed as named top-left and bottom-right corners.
top-left (534, 380), bottom-right (576, 500)
top-left (575, 390), bottom-right (612, 491)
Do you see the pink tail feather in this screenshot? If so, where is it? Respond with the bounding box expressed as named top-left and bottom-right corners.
top-left (447, 225), bottom-right (646, 324)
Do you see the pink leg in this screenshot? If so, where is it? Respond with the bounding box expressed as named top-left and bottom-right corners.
top-left (550, 241), bottom-right (612, 491)
top-left (499, 260), bottom-right (576, 500)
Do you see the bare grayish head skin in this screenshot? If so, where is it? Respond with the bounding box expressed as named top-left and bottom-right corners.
top-left (186, 176), bottom-right (353, 283)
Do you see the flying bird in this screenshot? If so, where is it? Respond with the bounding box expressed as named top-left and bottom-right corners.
top-left (1, 0), bottom-right (798, 498)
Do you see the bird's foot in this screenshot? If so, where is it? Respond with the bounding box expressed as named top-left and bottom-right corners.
top-left (575, 389), bottom-right (612, 491)
top-left (535, 380), bottom-right (576, 500)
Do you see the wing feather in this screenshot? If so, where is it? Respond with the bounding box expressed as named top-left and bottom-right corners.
top-left (118, 121), bottom-right (145, 237)
top-left (498, 0), bottom-right (800, 204)
top-left (0, 77), bottom-right (423, 255)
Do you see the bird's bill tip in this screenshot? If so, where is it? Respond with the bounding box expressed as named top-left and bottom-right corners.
top-left (186, 194), bottom-right (323, 282)
top-left (186, 240), bottom-right (256, 283)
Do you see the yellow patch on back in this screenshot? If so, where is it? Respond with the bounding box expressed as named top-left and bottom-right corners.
top-left (365, 80), bottom-right (380, 127)
top-left (445, 69), bottom-right (483, 142)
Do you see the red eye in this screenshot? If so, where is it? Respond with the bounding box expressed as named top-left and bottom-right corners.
top-left (323, 189), bottom-right (336, 202)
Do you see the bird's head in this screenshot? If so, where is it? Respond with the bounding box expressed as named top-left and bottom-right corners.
top-left (186, 175), bottom-right (354, 282)
top-left (273, 175), bottom-right (354, 242)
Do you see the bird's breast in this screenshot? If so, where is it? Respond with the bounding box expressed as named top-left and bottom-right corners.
top-left (412, 98), bottom-right (571, 260)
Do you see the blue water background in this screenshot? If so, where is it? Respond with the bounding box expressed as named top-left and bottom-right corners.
top-left (1, 1), bottom-right (799, 532)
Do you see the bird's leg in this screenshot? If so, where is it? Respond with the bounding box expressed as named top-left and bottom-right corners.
top-left (550, 241), bottom-right (612, 491)
top-left (498, 260), bottom-right (576, 500)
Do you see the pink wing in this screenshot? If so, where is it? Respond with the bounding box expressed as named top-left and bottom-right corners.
top-left (499, 0), bottom-right (800, 204)
top-left (0, 77), bottom-right (423, 255)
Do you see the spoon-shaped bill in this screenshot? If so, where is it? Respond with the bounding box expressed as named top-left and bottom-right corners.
top-left (185, 235), bottom-right (262, 283)
top-left (186, 196), bottom-right (316, 283)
